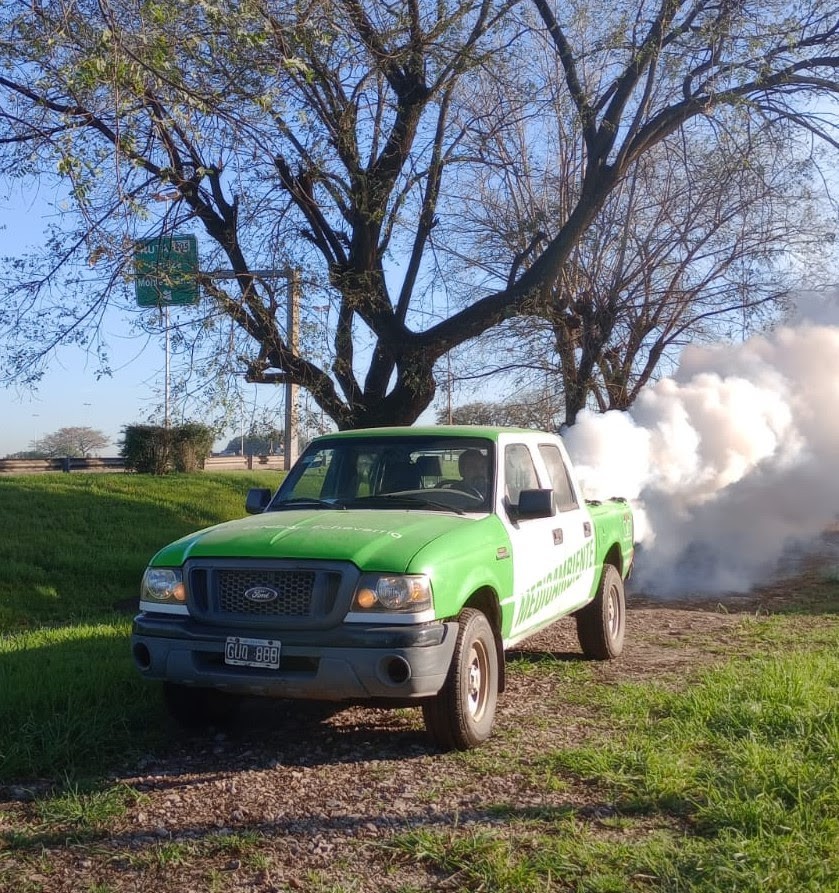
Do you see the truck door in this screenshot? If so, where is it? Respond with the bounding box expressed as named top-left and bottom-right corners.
top-left (497, 436), bottom-right (596, 644)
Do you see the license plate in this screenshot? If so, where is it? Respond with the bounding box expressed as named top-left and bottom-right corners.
top-left (224, 637), bottom-right (281, 669)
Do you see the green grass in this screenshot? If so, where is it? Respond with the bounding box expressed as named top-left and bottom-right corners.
top-left (391, 638), bottom-right (839, 892)
top-left (4, 470), bottom-right (839, 892)
top-left (0, 472), bottom-right (279, 628)
top-left (124, 832), bottom-right (266, 872)
top-left (35, 781), bottom-right (140, 829)
top-left (0, 621), bottom-right (163, 779)
top-left (0, 471), bottom-right (280, 782)
top-left (1, 781), bottom-right (144, 851)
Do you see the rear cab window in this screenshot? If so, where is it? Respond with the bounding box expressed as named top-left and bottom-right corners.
top-left (538, 443), bottom-right (579, 512)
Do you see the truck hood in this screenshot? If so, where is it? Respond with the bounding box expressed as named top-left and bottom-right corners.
top-left (152, 508), bottom-right (483, 573)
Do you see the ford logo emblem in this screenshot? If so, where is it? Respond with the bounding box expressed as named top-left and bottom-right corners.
top-left (244, 586), bottom-right (279, 603)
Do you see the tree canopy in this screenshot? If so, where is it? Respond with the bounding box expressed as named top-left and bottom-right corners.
top-left (1, 0), bottom-right (837, 428)
top-left (31, 426), bottom-right (110, 458)
top-left (437, 392), bottom-right (560, 429)
top-left (453, 125), bottom-right (835, 423)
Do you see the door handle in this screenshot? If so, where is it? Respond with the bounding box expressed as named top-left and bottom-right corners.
top-left (552, 528), bottom-right (563, 545)
top-left (583, 522), bottom-right (592, 537)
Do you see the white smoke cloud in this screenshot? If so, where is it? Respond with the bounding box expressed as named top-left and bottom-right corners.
top-left (563, 291), bottom-right (839, 595)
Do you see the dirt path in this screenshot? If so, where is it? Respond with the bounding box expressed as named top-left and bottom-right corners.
top-left (0, 581), bottom-right (826, 893)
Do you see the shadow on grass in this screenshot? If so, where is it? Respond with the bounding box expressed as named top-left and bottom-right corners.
top-left (0, 623), bottom-right (167, 784)
top-left (0, 626), bottom-right (447, 788)
top-left (506, 649), bottom-right (588, 664)
top-left (3, 627), bottom-right (599, 788)
top-left (0, 796), bottom-right (619, 857)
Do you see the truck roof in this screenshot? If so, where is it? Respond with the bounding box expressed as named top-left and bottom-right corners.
top-left (311, 425), bottom-right (553, 442)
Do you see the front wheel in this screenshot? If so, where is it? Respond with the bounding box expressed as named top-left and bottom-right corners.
top-left (575, 564), bottom-right (626, 660)
top-left (422, 608), bottom-right (499, 751)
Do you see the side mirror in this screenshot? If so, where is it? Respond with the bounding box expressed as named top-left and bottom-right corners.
top-left (245, 487), bottom-right (272, 514)
top-left (515, 488), bottom-right (555, 520)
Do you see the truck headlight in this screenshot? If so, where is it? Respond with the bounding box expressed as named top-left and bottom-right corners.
top-left (352, 574), bottom-right (432, 613)
top-left (141, 567), bottom-right (186, 606)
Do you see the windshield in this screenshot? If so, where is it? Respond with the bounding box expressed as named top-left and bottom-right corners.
top-left (270, 436), bottom-right (495, 513)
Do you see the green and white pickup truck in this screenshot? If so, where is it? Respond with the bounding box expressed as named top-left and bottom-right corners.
top-left (131, 426), bottom-right (634, 750)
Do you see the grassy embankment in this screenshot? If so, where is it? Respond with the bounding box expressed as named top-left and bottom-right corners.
top-left (0, 471), bottom-right (279, 781)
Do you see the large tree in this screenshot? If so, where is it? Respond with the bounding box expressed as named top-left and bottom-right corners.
top-left (0, 0), bottom-right (838, 428)
top-left (32, 426), bottom-right (110, 458)
top-left (450, 121), bottom-right (835, 423)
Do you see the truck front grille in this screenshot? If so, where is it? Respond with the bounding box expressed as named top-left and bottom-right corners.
top-left (186, 562), bottom-right (347, 626)
top-left (217, 569), bottom-right (316, 616)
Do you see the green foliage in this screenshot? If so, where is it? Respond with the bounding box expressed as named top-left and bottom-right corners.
top-left (169, 422), bottom-right (215, 472)
top-left (120, 424), bottom-right (170, 475)
top-left (120, 422), bottom-right (214, 474)
top-left (35, 782), bottom-right (140, 830)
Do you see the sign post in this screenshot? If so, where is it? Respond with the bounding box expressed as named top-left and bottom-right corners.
top-left (133, 235), bottom-right (200, 307)
top-left (132, 242), bottom-right (300, 453)
top-left (134, 235), bottom-right (200, 427)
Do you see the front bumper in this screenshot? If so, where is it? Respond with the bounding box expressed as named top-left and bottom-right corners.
top-left (131, 614), bottom-right (458, 700)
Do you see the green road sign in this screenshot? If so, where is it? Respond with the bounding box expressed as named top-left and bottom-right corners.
top-left (134, 235), bottom-right (199, 307)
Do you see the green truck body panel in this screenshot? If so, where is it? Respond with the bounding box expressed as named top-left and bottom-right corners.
top-left (588, 500), bottom-right (634, 576)
top-left (403, 513), bottom-right (514, 624)
top-left (152, 509), bottom-right (507, 577)
top-left (131, 426), bottom-right (633, 704)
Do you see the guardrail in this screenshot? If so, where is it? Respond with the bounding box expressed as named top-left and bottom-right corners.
top-left (204, 455), bottom-right (286, 471)
top-left (0, 455), bottom-right (287, 474)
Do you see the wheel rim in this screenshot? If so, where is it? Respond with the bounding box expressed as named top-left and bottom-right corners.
top-left (607, 583), bottom-right (622, 640)
top-left (466, 639), bottom-right (490, 720)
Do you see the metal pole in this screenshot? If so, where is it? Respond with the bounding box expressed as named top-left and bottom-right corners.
top-left (164, 305), bottom-right (170, 429)
top-left (447, 352), bottom-right (453, 425)
top-left (284, 269), bottom-right (300, 470)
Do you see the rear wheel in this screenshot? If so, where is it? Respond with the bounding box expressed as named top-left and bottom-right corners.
top-left (423, 608), bottom-right (499, 751)
top-left (163, 683), bottom-right (243, 729)
top-left (575, 564), bottom-right (625, 660)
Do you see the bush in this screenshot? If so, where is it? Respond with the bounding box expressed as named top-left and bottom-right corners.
top-left (120, 423), bottom-right (214, 474)
top-left (120, 425), bottom-right (168, 474)
top-left (171, 423), bottom-right (215, 472)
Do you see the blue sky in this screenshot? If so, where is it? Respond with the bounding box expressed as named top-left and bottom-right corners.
top-left (0, 189), bottom-right (204, 457)
top-left (0, 187), bottom-right (444, 458)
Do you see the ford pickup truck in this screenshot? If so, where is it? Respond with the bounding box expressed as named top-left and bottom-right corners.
top-left (131, 426), bottom-right (634, 750)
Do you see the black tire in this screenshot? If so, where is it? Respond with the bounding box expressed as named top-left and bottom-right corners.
top-left (575, 564), bottom-right (626, 660)
top-left (163, 683), bottom-right (242, 729)
top-left (422, 608), bottom-right (499, 751)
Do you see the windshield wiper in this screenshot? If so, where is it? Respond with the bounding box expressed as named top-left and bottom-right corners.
top-left (270, 497), bottom-right (345, 511)
top-left (350, 494), bottom-right (465, 515)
